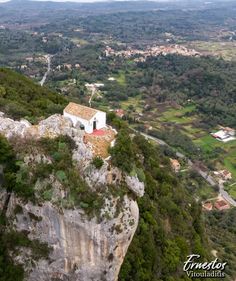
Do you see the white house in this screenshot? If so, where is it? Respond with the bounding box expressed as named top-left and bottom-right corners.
top-left (211, 127), bottom-right (235, 142)
top-left (63, 102), bottom-right (106, 134)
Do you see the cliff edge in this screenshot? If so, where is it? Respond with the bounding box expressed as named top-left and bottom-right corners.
top-left (0, 112), bottom-right (144, 281)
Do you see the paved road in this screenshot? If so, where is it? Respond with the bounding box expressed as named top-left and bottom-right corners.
top-left (138, 131), bottom-right (167, 146)
top-left (219, 182), bottom-right (236, 207)
top-left (39, 55), bottom-right (52, 86)
top-left (186, 159), bottom-right (236, 206)
top-left (133, 129), bottom-right (236, 206)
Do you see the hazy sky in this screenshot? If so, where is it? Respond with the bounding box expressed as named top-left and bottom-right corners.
top-left (0, 0), bottom-right (153, 1)
top-left (0, 0), bottom-right (178, 3)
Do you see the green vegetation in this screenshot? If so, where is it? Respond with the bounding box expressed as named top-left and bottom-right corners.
top-left (121, 95), bottom-right (143, 113)
top-left (78, 5), bottom-right (236, 43)
top-left (0, 217), bottom-right (51, 281)
top-left (110, 128), bottom-right (135, 173)
top-left (224, 149), bottom-right (236, 179)
top-left (0, 68), bottom-right (67, 122)
top-left (0, 135), bottom-right (33, 199)
top-left (138, 55), bottom-right (236, 127)
top-left (206, 209), bottom-right (236, 279)
top-left (0, 135), bottom-right (51, 281)
top-left (188, 41), bottom-right (236, 61)
top-left (11, 135), bottom-right (104, 215)
top-left (92, 156), bottom-right (104, 169)
top-left (149, 128), bottom-right (200, 158)
top-left (116, 71), bottom-right (126, 86)
top-left (119, 134), bottom-right (213, 281)
top-left (0, 230), bottom-right (24, 281)
top-left (3, 230), bottom-right (51, 260)
top-left (158, 105), bottom-right (196, 124)
top-left (181, 170), bottom-right (218, 201)
top-left (0, 28), bottom-right (73, 64)
top-left (0, 2), bottom-right (236, 280)
top-left (194, 136), bottom-right (236, 178)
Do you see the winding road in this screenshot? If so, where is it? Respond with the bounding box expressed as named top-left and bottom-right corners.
top-left (39, 55), bottom-right (52, 86)
top-left (134, 129), bottom-right (236, 207)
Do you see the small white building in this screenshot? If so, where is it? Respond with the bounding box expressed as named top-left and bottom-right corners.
top-left (63, 102), bottom-right (106, 134)
top-left (211, 127), bottom-right (236, 142)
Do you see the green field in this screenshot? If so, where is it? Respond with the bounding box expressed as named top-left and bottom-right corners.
top-left (158, 104), bottom-right (196, 124)
top-left (150, 104), bottom-right (236, 180)
top-left (194, 135), bottom-right (236, 178)
top-left (188, 41), bottom-right (236, 61)
top-left (121, 95), bottom-right (143, 112)
top-left (194, 135), bottom-right (221, 152)
top-left (224, 149), bottom-right (236, 178)
top-left (225, 183), bottom-right (236, 200)
top-left (116, 71), bottom-right (126, 86)
top-left (71, 38), bottom-right (88, 45)
top-left (197, 184), bottom-right (218, 200)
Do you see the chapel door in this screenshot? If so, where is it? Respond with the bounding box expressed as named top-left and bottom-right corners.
top-left (93, 120), bottom-right (97, 130)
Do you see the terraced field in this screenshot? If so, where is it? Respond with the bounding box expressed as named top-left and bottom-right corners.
top-left (188, 41), bottom-right (236, 61)
top-left (136, 102), bottom-right (236, 180)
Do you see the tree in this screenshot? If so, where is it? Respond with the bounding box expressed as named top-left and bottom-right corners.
top-left (110, 129), bottom-right (134, 173)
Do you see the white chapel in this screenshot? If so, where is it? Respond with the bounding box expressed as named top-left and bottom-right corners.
top-left (63, 102), bottom-right (106, 134)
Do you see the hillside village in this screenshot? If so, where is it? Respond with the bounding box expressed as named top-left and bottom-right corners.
top-left (104, 44), bottom-right (201, 61)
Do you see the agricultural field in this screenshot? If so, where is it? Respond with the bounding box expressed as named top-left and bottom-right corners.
top-left (116, 71), bottom-right (126, 86)
top-left (158, 104), bottom-right (196, 124)
top-left (70, 38), bottom-right (88, 46)
top-left (225, 183), bottom-right (236, 200)
top-left (120, 94), bottom-right (143, 113)
top-left (133, 102), bottom-right (236, 180)
top-left (187, 41), bottom-right (236, 61)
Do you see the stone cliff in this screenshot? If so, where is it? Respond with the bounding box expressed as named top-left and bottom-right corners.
top-left (0, 112), bottom-right (144, 281)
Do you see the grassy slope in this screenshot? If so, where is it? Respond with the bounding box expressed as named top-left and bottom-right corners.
top-left (0, 68), bottom-right (67, 122)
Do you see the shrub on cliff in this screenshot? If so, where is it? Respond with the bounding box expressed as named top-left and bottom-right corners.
top-left (92, 156), bottom-right (104, 169)
top-left (109, 128), bottom-right (135, 173)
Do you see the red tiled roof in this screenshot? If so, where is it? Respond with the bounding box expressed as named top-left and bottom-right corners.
top-left (214, 200), bottom-right (229, 210)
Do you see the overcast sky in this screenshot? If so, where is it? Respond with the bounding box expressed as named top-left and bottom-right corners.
top-left (0, 0), bottom-right (182, 3)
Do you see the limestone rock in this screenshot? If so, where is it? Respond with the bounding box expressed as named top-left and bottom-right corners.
top-left (0, 115), bottom-right (29, 138)
top-left (0, 112), bottom-right (145, 281)
top-left (6, 195), bottom-right (139, 281)
top-left (126, 175), bottom-right (145, 197)
top-left (0, 188), bottom-right (7, 211)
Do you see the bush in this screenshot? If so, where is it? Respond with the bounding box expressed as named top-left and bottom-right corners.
top-left (110, 129), bottom-right (135, 173)
top-left (92, 156), bottom-right (104, 169)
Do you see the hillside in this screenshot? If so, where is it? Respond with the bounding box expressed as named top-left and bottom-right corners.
top-left (138, 55), bottom-right (236, 127)
top-left (0, 68), bottom-right (67, 122)
top-left (0, 70), bottom-right (218, 281)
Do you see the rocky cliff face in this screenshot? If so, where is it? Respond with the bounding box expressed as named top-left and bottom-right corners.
top-left (0, 112), bottom-right (144, 281)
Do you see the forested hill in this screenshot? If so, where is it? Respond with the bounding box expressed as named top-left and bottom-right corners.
top-left (0, 68), bottom-right (66, 122)
top-left (116, 132), bottom-right (210, 281)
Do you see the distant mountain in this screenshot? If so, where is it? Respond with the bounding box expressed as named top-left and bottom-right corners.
top-left (0, 0), bottom-right (230, 12)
